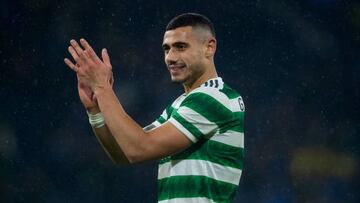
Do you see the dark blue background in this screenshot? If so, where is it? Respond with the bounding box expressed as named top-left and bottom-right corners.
top-left (1, 0), bottom-right (359, 202)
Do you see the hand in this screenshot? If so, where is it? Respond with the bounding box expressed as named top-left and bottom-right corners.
top-left (77, 71), bottom-right (115, 112)
top-left (64, 38), bottom-right (113, 93)
top-left (77, 73), bottom-right (99, 112)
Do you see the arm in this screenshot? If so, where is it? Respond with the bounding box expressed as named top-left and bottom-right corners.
top-left (80, 84), bottom-right (130, 164)
top-left (94, 85), bottom-right (192, 163)
top-left (65, 39), bottom-right (192, 163)
top-left (65, 51), bottom-right (129, 164)
top-left (88, 107), bottom-right (130, 164)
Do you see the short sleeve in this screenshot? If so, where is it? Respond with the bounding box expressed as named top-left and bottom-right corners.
top-left (144, 105), bottom-right (174, 131)
top-left (168, 91), bottom-right (233, 143)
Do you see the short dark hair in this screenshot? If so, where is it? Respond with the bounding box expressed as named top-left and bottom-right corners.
top-left (166, 13), bottom-right (216, 38)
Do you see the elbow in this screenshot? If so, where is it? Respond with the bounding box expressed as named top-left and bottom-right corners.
top-left (125, 145), bottom-right (150, 164)
top-left (126, 152), bottom-right (145, 164)
top-left (106, 152), bottom-right (131, 165)
top-left (112, 157), bottom-right (131, 165)
top-left (118, 132), bottom-right (153, 164)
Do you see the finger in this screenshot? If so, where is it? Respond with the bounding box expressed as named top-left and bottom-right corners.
top-left (79, 38), bottom-right (99, 61)
top-left (92, 94), bottom-right (97, 103)
top-left (64, 58), bottom-right (78, 72)
top-left (70, 39), bottom-right (85, 55)
top-left (101, 48), bottom-right (111, 67)
top-left (83, 49), bottom-right (90, 58)
top-left (109, 72), bottom-right (114, 86)
top-left (68, 46), bottom-right (82, 64)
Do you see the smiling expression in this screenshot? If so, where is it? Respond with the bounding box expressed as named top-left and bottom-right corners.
top-left (162, 26), bottom-right (208, 86)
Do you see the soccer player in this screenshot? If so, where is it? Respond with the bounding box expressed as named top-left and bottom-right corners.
top-left (64, 13), bottom-right (245, 203)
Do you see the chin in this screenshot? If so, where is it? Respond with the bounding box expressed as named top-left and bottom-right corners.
top-left (170, 78), bottom-right (183, 84)
top-left (170, 75), bottom-right (186, 84)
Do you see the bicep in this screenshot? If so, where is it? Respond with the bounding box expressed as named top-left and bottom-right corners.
top-left (143, 121), bottom-right (192, 161)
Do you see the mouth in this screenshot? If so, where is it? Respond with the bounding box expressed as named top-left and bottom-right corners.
top-left (168, 64), bottom-right (186, 75)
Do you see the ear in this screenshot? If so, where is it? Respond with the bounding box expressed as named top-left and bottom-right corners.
top-left (205, 38), bottom-right (216, 58)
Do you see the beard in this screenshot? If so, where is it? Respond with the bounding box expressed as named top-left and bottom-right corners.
top-left (170, 74), bottom-right (187, 84)
top-left (167, 59), bottom-right (205, 86)
top-left (170, 68), bottom-right (205, 87)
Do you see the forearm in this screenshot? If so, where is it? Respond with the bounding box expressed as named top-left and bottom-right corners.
top-left (94, 85), bottom-right (148, 163)
top-left (65, 38), bottom-right (156, 163)
top-left (92, 125), bottom-right (130, 164)
top-left (87, 107), bottom-right (129, 164)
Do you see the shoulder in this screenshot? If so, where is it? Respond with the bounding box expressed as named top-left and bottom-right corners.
top-left (182, 77), bottom-right (244, 112)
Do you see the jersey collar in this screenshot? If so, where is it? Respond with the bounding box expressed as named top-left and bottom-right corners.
top-left (200, 77), bottom-right (224, 89)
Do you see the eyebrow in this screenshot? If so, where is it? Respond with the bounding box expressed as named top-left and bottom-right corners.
top-left (162, 44), bottom-right (170, 50)
top-left (162, 41), bottom-right (188, 49)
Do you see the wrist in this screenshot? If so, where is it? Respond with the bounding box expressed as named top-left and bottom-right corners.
top-left (87, 106), bottom-right (100, 114)
top-left (87, 111), bottom-right (105, 128)
top-left (93, 83), bottom-right (112, 96)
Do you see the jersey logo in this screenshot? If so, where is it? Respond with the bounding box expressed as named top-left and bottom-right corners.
top-left (238, 97), bottom-right (245, 111)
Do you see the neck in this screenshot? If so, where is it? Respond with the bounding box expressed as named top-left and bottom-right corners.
top-left (183, 64), bottom-right (218, 94)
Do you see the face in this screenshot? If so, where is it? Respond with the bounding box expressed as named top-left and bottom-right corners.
top-left (162, 26), bottom-right (207, 85)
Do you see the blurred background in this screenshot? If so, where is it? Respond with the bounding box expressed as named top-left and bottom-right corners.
top-left (0, 0), bottom-right (359, 202)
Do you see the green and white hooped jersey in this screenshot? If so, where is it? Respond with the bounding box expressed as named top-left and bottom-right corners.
top-left (151, 77), bottom-right (245, 203)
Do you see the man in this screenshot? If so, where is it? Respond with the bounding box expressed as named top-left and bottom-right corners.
top-left (64, 13), bottom-right (245, 203)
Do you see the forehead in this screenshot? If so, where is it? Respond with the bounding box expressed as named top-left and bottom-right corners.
top-left (163, 26), bottom-right (196, 44)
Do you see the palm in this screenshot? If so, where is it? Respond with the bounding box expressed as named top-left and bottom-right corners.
top-left (77, 73), bottom-right (113, 110)
top-left (64, 39), bottom-right (114, 110)
top-left (78, 81), bottom-right (96, 109)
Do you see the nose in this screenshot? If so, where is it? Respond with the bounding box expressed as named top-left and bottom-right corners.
top-left (165, 48), bottom-right (178, 64)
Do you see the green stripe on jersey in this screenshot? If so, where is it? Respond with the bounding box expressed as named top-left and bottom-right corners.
top-left (156, 105), bottom-right (175, 124)
top-left (158, 176), bottom-right (237, 202)
top-left (161, 139), bottom-right (244, 169)
top-left (181, 92), bottom-right (231, 121)
top-left (157, 116), bottom-right (166, 124)
top-left (166, 105), bottom-right (175, 119)
top-left (171, 111), bottom-right (205, 140)
top-left (156, 79), bottom-right (244, 203)
top-left (180, 92), bottom-right (244, 133)
top-left (219, 112), bottom-right (244, 133)
top-left (220, 83), bottom-right (240, 99)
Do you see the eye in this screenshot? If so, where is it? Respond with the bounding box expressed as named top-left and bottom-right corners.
top-left (162, 45), bottom-right (170, 54)
top-left (176, 44), bottom-right (186, 51)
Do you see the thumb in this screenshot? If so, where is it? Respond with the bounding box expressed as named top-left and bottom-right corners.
top-left (102, 48), bottom-right (111, 67)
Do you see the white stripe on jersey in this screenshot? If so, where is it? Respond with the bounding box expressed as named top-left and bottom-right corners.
top-left (191, 86), bottom-right (231, 112)
top-left (210, 131), bottom-right (244, 148)
top-left (152, 120), bottom-right (162, 128)
top-left (167, 119), bottom-right (197, 142)
top-left (158, 197), bottom-right (216, 203)
top-left (176, 106), bottom-right (217, 137)
top-left (172, 94), bottom-right (187, 109)
top-left (158, 159), bottom-right (242, 185)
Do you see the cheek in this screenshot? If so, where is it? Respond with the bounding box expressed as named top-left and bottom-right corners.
top-left (182, 51), bottom-right (197, 65)
top-left (187, 52), bottom-right (203, 68)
